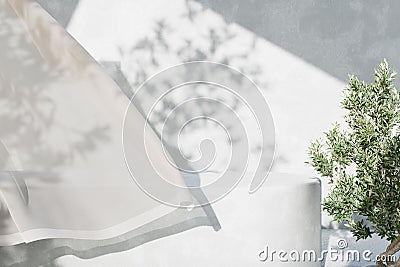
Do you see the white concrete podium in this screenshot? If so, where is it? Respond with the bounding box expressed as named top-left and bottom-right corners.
top-left (58, 173), bottom-right (321, 266)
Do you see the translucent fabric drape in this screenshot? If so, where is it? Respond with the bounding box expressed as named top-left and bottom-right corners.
top-left (0, 0), bottom-right (219, 265)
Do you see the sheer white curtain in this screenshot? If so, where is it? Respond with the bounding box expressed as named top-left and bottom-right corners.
top-left (0, 0), bottom-right (219, 265)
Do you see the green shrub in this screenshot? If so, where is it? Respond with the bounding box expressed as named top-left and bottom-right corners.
top-left (307, 60), bottom-right (400, 266)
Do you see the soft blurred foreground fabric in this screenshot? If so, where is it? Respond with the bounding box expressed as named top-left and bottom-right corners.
top-left (0, 0), bottom-right (219, 265)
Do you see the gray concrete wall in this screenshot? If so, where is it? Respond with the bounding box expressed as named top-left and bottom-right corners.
top-left (196, 0), bottom-right (400, 85)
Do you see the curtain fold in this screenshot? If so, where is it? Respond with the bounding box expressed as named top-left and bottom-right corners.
top-left (0, 0), bottom-right (219, 265)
